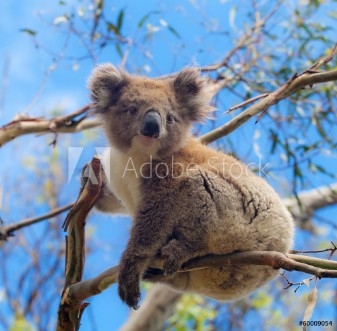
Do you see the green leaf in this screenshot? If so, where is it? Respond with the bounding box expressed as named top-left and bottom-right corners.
top-left (311, 0), bottom-right (320, 9)
top-left (97, 0), bottom-right (103, 10)
top-left (294, 161), bottom-right (303, 184)
top-left (313, 115), bottom-right (329, 141)
top-left (108, 22), bottom-right (119, 34)
top-left (300, 23), bottom-right (314, 37)
top-left (9, 314), bottom-right (34, 331)
top-left (167, 25), bottom-right (181, 39)
top-left (294, 191), bottom-right (303, 210)
top-left (328, 11), bottom-right (337, 19)
top-left (165, 294), bottom-right (216, 331)
top-left (108, 9), bottom-right (125, 36)
top-left (309, 160), bottom-right (316, 172)
top-left (20, 28), bottom-right (36, 36)
top-left (117, 9), bottom-right (124, 31)
top-left (315, 164), bottom-right (334, 178)
top-left (138, 11), bottom-right (160, 28)
top-left (116, 44), bottom-right (123, 58)
top-left (269, 129), bottom-right (279, 154)
top-left (251, 292), bottom-right (272, 309)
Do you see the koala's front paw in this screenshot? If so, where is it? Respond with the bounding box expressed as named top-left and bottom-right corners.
top-left (162, 256), bottom-right (181, 276)
top-left (118, 262), bottom-right (141, 310)
top-left (161, 241), bottom-right (183, 276)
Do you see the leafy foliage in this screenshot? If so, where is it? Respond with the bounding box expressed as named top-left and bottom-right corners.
top-left (164, 294), bottom-right (217, 331)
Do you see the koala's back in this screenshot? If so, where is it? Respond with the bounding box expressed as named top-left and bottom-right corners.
top-left (148, 138), bottom-right (294, 253)
top-left (143, 138), bottom-right (294, 300)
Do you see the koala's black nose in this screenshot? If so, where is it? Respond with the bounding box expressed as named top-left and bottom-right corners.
top-left (140, 110), bottom-right (161, 138)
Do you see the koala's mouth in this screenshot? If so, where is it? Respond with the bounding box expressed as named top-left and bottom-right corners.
top-left (136, 134), bottom-right (159, 147)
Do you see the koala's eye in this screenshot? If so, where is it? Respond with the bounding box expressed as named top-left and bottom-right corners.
top-left (167, 114), bottom-right (175, 124)
top-left (126, 107), bottom-right (137, 115)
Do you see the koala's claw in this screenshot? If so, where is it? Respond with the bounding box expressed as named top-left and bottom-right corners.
top-left (118, 282), bottom-right (141, 309)
top-left (162, 256), bottom-right (181, 276)
top-left (161, 241), bottom-right (183, 276)
top-left (118, 266), bottom-right (141, 309)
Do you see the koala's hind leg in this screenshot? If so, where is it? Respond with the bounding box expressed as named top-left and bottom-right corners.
top-left (81, 162), bottom-right (126, 214)
top-left (143, 268), bottom-right (192, 292)
top-left (161, 239), bottom-right (202, 276)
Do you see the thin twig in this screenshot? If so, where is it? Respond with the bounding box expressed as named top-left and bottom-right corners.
top-left (51, 104), bottom-right (91, 130)
top-left (291, 242), bottom-right (337, 259)
top-left (307, 43), bottom-right (337, 72)
top-left (90, 0), bottom-right (104, 42)
top-left (201, 1), bottom-right (281, 72)
top-left (280, 271), bottom-right (316, 292)
top-left (25, 29), bottom-right (71, 114)
top-left (0, 203), bottom-right (74, 240)
top-left (255, 72), bottom-right (299, 123)
top-left (224, 93), bottom-right (269, 114)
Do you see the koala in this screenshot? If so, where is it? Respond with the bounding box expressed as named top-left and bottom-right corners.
top-left (87, 64), bottom-right (295, 309)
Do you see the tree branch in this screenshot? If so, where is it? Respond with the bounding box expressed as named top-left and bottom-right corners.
top-left (0, 203), bottom-right (73, 241)
top-left (0, 105), bottom-right (99, 147)
top-left (60, 250), bottom-right (337, 314)
top-left (284, 182), bottom-right (337, 232)
top-left (2, 45), bottom-right (336, 149)
top-left (200, 44), bottom-right (337, 144)
top-left (119, 285), bottom-right (181, 331)
top-left (56, 156), bottom-right (102, 331)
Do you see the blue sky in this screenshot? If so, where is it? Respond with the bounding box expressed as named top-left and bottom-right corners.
top-left (1, 1), bottom-right (337, 330)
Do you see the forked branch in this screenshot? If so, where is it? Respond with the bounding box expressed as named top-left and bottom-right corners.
top-left (56, 156), bottom-right (103, 331)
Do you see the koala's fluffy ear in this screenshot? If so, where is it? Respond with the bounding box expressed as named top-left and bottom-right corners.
top-left (172, 68), bottom-right (214, 121)
top-left (88, 64), bottom-right (128, 113)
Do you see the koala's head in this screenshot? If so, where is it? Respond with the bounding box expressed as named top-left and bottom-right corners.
top-left (88, 64), bottom-right (213, 158)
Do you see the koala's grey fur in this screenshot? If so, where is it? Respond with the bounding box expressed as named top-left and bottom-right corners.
top-left (87, 64), bottom-right (295, 309)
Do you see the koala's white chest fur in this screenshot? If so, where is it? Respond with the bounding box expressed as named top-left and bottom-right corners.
top-left (103, 146), bottom-right (146, 216)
